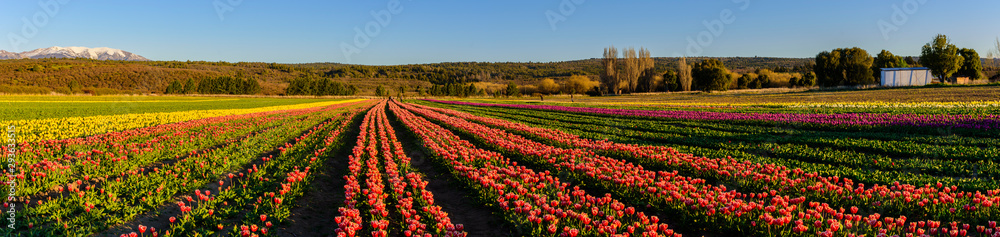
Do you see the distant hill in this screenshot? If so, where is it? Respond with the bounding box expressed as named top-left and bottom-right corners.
top-left (0, 59), bottom-right (301, 95)
top-left (0, 57), bottom-right (815, 95)
top-left (1, 46), bottom-right (149, 61)
top-left (0, 50), bottom-right (21, 60)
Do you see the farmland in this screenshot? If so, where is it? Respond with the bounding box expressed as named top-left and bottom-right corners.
top-left (2, 87), bottom-right (999, 237)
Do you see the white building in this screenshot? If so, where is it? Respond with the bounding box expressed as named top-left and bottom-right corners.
top-left (880, 67), bottom-right (933, 87)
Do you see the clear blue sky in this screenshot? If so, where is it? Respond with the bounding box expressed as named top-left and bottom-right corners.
top-left (2, 0), bottom-right (998, 65)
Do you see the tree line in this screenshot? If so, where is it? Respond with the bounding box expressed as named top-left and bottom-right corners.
top-left (164, 76), bottom-right (261, 95)
top-left (598, 47), bottom-right (815, 94)
top-left (285, 75), bottom-right (359, 96)
top-left (814, 34), bottom-right (984, 87)
top-left (163, 79), bottom-right (196, 94)
top-left (192, 76), bottom-right (261, 95)
top-left (590, 34), bottom-right (989, 95)
top-left (599, 46), bottom-right (657, 94)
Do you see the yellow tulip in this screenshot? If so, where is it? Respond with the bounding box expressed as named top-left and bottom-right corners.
top-left (9, 99), bottom-right (365, 143)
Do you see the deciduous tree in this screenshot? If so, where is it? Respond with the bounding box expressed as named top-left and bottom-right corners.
top-left (505, 82), bottom-right (519, 97)
top-left (736, 73), bottom-right (754, 89)
top-left (662, 70), bottom-right (679, 92)
top-left (562, 75), bottom-right (598, 95)
top-left (620, 47), bottom-right (640, 93)
top-left (919, 34), bottom-right (963, 82)
top-left (872, 50), bottom-right (908, 79)
top-left (637, 48), bottom-right (656, 92)
top-left (957, 48), bottom-right (984, 80)
top-left (814, 47), bottom-right (874, 86)
top-left (535, 78), bottom-right (560, 95)
top-left (677, 57), bottom-right (692, 91)
top-left (753, 69), bottom-right (772, 89)
top-left (600, 47), bottom-right (618, 95)
top-left (799, 72), bottom-right (816, 87)
top-left (691, 59), bottom-right (733, 92)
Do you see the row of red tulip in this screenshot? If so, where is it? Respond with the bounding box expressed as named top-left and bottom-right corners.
top-left (10, 102), bottom-right (371, 236)
top-left (11, 111), bottom-right (284, 197)
top-left (412, 103), bottom-right (1000, 224)
top-left (24, 102), bottom-right (349, 200)
top-left (336, 101), bottom-right (466, 237)
top-left (153, 107), bottom-right (364, 237)
top-left (370, 101), bottom-right (467, 237)
top-left (388, 100), bottom-right (681, 237)
top-left (334, 104), bottom-right (370, 236)
top-left (150, 106), bottom-right (361, 237)
top-left (7, 100), bottom-right (368, 198)
top-left (400, 102), bottom-right (1000, 236)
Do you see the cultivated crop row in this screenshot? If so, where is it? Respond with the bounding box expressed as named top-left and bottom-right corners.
top-left (389, 100), bottom-right (682, 237)
top-left (404, 101), bottom-right (1000, 236)
top-left (3, 101), bottom-right (370, 236)
top-left (334, 100), bottom-right (466, 237)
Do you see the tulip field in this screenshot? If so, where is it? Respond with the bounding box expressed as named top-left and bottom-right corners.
top-left (2, 92), bottom-right (1000, 237)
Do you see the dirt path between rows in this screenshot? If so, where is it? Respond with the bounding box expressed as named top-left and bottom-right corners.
top-left (270, 114), bottom-right (362, 237)
top-left (387, 107), bottom-right (515, 237)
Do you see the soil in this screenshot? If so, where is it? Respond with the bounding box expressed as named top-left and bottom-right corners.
top-left (269, 115), bottom-right (362, 237)
top-left (387, 109), bottom-right (516, 237)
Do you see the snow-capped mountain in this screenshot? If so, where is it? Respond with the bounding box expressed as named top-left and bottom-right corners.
top-left (1, 46), bottom-right (149, 61)
top-left (0, 50), bottom-right (23, 60)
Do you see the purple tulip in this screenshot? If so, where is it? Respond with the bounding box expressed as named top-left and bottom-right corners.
top-left (425, 99), bottom-right (1000, 131)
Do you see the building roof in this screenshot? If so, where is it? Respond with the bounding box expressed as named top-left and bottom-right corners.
top-left (880, 67), bottom-right (930, 71)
